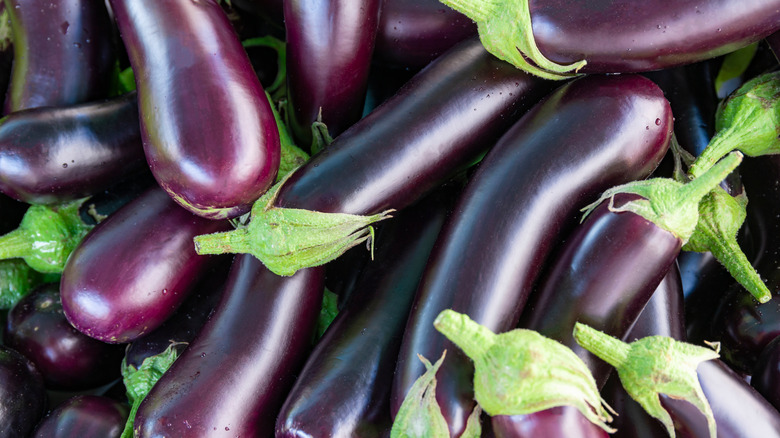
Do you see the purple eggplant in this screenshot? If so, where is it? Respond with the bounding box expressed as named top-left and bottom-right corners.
top-left (374, 0), bottom-right (477, 70)
top-left (276, 186), bottom-right (456, 438)
top-left (0, 91), bottom-right (145, 204)
top-left (0, 344), bottom-right (47, 437)
top-left (60, 187), bottom-right (230, 344)
top-left (3, 0), bottom-right (115, 113)
top-left (284, 0), bottom-right (381, 146)
top-left (109, 0), bottom-right (280, 219)
top-left (134, 257), bottom-right (324, 437)
top-left (752, 335), bottom-right (780, 411)
top-left (32, 395), bottom-right (128, 438)
top-left (4, 282), bottom-right (125, 390)
top-left (491, 408), bottom-right (608, 438)
top-left (393, 74), bottom-right (672, 436)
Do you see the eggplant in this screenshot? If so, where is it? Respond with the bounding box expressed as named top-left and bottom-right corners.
top-left (491, 408), bottom-right (608, 438)
top-left (0, 91), bottom-right (145, 204)
top-left (393, 74), bottom-right (672, 436)
top-left (0, 344), bottom-right (47, 438)
top-left (32, 395), bottom-right (128, 438)
top-left (134, 256), bottom-right (325, 437)
top-left (374, 0), bottom-right (477, 69)
top-left (752, 335), bottom-right (780, 411)
top-left (4, 282), bottom-right (125, 390)
top-left (60, 187), bottom-right (230, 344)
top-left (109, 0), bottom-right (281, 219)
top-left (3, 0), bottom-right (115, 113)
top-left (276, 186), bottom-right (457, 438)
top-left (284, 0), bottom-right (381, 146)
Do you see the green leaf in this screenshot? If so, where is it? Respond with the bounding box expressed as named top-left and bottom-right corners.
top-left (316, 288), bottom-right (339, 339)
top-left (391, 352), bottom-right (451, 438)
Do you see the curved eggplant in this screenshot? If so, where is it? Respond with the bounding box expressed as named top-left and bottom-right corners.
top-left (284, 0), bottom-right (381, 146)
top-left (3, 0), bottom-right (115, 113)
top-left (0, 92), bottom-right (144, 204)
top-left (393, 74), bottom-right (672, 436)
top-left (4, 283), bottom-right (125, 390)
top-left (374, 0), bottom-right (477, 69)
top-left (109, 0), bottom-right (280, 219)
top-left (60, 187), bottom-right (230, 344)
top-left (134, 257), bottom-right (325, 437)
top-left (0, 344), bottom-right (47, 437)
top-left (32, 395), bottom-right (128, 438)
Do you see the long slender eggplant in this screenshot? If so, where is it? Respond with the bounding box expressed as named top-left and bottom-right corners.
top-left (60, 187), bottom-right (230, 344)
top-left (0, 344), bottom-right (47, 437)
top-left (276, 186), bottom-right (456, 438)
top-left (284, 0), bottom-right (381, 146)
top-left (4, 282), bottom-right (125, 390)
top-left (374, 0), bottom-right (477, 69)
top-left (134, 256), bottom-right (324, 437)
top-left (3, 0), bottom-right (115, 113)
top-left (32, 395), bottom-right (128, 438)
top-left (139, 38), bottom-right (551, 437)
top-left (393, 74), bottom-right (673, 437)
top-left (109, 0), bottom-right (281, 219)
top-left (442, 0), bottom-right (780, 78)
top-left (0, 91), bottom-right (145, 204)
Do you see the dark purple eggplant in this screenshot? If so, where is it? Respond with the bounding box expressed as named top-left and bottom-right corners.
top-left (491, 408), bottom-right (608, 438)
top-left (109, 0), bottom-right (280, 220)
top-left (60, 187), bottom-right (230, 344)
top-left (284, 0), bottom-right (381, 147)
top-left (752, 335), bottom-right (780, 411)
top-left (32, 395), bottom-right (128, 438)
top-left (0, 91), bottom-right (145, 205)
top-left (393, 74), bottom-right (672, 437)
top-left (0, 2), bottom-right (13, 112)
top-left (768, 30), bottom-right (780, 61)
top-left (134, 257), bottom-right (324, 437)
top-left (443, 0), bottom-right (780, 77)
top-left (3, 0), bottom-right (115, 113)
top-left (0, 344), bottom-right (47, 437)
top-left (4, 282), bottom-right (125, 390)
top-left (276, 185), bottom-right (456, 438)
top-left (374, 0), bottom-right (477, 69)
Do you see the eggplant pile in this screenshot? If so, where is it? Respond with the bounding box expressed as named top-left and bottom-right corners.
top-left (1, 1), bottom-right (780, 437)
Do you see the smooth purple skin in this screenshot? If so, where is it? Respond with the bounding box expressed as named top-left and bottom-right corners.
top-left (276, 186), bottom-right (455, 438)
top-left (32, 395), bottom-right (128, 438)
top-left (531, 0), bottom-right (780, 73)
top-left (285, 0), bottom-right (381, 146)
top-left (491, 407), bottom-right (608, 438)
top-left (4, 283), bottom-right (125, 391)
top-left (60, 187), bottom-right (230, 344)
top-left (3, 0), bottom-right (114, 113)
top-left (374, 0), bottom-right (477, 69)
top-left (0, 344), bottom-right (47, 438)
top-left (752, 336), bottom-right (780, 411)
top-left (393, 74), bottom-right (672, 436)
top-left (275, 37), bottom-right (553, 215)
top-left (0, 92), bottom-right (145, 204)
top-left (135, 256), bottom-right (325, 437)
top-left (520, 193), bottom-right (682, 387)
top-left (110, 0), bottom-right (281, 220)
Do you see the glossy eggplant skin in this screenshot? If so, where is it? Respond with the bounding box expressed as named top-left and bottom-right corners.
top-left (374, 0), bottom-right (477, 69)
top-left (0, 344), bottom-right (47, 438)
top-left (285, 0), bottom-right (381, 146)
top-left (491, 407), bottom-right (608, 438)
top-left (275, 37), bottom-right (553, 215)
top-left (60, 187), bottom-right (230, 344)
top-left (531, 0), bottom-right (780, 73)
top-left (752, 336), bottom-right (780, 412)
top-left (4, 283), bottom-right (125, 390)
top-left (134, 256), bottom-right (325, 438)
top-left (3, 0), bottom-right (114, 113)
top-left (276, 186), bottom-right (456, 438)
top-left (0, 92), bottom-right (145, 204)
top-left (110, 0), bottom-right (280, 220)
top-left (393, 74), bottom-right (672, 436)
top-left (32, 395), bottom-right (128, 438)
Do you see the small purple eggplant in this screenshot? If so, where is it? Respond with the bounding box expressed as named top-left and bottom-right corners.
top-left (32, 395), bottom-right (128, 438)
top-left (0, 344), bottom-right (47, 437)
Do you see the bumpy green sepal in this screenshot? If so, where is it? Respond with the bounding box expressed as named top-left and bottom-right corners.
top-left (390, 351), bottom-right (453, 438)
top-left (440, 0), bottom-right (586, 80)
top-left (0, 199), bottom-right (92, 274)
top-left (120, 343), bottom-right (182, 438)
top-left (574, 323), bottom-right (719, 438)
top-left (580, 152), bottom-right (742, 245)
top-left (689, 71), bottom-right (780, 178)
top-left (193, 173), bottom-right (394, 277)
top-left (433, 310), bottom-right (614, 433)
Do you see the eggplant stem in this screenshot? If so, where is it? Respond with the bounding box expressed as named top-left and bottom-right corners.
top-left (0, 229), bottom-right (35, 259)
top-left (572, 323), bottom-right (630, 369)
